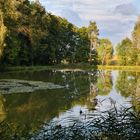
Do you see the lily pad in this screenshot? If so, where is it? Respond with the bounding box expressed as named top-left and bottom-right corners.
top-left (0, 79), bottom-right (64, 94)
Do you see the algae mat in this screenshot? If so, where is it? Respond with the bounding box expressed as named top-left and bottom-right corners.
top-left (0, 79), bottom-right (64, 94)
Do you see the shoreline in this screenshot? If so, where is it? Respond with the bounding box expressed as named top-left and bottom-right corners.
top-left (0, 64), bottom-right (97, 73)
top-left (98, 65), bottom-right (140, 71)
top-left (1, 65), bottom-right (140, 73)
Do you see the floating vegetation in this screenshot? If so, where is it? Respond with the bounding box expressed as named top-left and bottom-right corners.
top-left (0, 79), bottom-right (65, 94)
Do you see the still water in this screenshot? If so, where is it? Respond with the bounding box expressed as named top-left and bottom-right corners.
top-left (0, 70), bottom-right (140, 139)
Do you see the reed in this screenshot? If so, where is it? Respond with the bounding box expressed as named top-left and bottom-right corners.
top-left (1, 101), bottom-right (140, 140)
top-left (32, 104), bottom-right (140, 140)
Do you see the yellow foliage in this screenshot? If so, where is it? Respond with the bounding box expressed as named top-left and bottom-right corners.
top-left (0, 11), bottom-right (7, 57)
top-left (132, 16), bottom-right (140, 49)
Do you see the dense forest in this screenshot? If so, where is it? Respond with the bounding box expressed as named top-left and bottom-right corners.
top-left (0, 0), bottom-right (88, 66)
top-left (0, 0), bottom-right (140, 67)
top-left (0, 0), bottom-right (114, 67)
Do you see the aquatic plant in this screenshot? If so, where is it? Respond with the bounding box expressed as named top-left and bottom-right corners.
top-left (31, 104), bottom-right (140, 140)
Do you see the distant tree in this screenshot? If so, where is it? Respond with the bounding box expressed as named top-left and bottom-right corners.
top-left (97, 39), bottom-right (113, 65)
top-left (132, 16), bottom-right (140, 65)
top-left (116, 38), bottom-right (136, 66)
top-left (132, 16), bottom-right (140, 49)
top-left (115, 16), bottom-right (140, 66)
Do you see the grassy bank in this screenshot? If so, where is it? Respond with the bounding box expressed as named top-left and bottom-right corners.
top-left (1, 64), bottom-right (97, 73)
top-left (98, 65), bottom-right (140, 71)
top-left (2, 64), bottom-right (140, 73)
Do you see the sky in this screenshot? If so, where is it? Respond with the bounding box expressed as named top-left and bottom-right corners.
top-left (39, 0), bottom-right (140, 45)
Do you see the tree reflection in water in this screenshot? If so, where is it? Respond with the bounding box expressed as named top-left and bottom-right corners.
top-left (0, 70), bottom-right (140, 139)
top-left (116, 71), bottom-right (140, 114)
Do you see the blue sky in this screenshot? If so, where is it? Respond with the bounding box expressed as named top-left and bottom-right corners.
top-left (39, 0), bottom-right (140, 44)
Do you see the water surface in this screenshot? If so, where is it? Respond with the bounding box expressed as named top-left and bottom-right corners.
top-left (0, 70), bottom-right (140, 139)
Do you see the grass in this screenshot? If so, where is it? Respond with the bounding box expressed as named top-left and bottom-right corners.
top-left (98, 65), bottom-right (140, 71)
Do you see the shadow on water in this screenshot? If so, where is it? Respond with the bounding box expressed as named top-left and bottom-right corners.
top-left (0, 70), bottom-right (140, 139)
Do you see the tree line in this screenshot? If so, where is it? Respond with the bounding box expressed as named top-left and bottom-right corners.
top-left (1, 0), bottom-right (140, 67)
top-left (0, 0), bottom-right (114, 67)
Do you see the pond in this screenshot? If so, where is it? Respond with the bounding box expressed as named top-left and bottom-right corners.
top-left (0, 69), bottom-right (140, 140)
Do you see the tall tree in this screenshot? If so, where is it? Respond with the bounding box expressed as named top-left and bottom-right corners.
top-left (132, 16), bottom-right (140, 65)
top-left (87, 21), bottom-right (99, 65)
top-left (0, 10), bottom-right (7, 58)
top-left (74, 27), bottom-right (89, 63)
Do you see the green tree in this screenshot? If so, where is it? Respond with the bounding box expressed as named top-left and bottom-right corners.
top-left (87, 21), bottom-right (99, 65)
top-left (74, 27), bottom-right (89, 63)
top-left (0, 10), bottom-right (7, 58)
top-left (0, 0), bottom-right (101, 66)
top-left (132, 16), bottom-right (140, 65)
top-left (116, 38), bottom-right (135, 66)
top-left (97, 39), bottom-right (113, 65)
top-left (2, 0), bottom-right (32, 65)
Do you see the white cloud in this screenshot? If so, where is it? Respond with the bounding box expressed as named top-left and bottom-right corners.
top-left (39, 0), bottom-right (140, 44)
